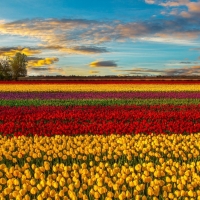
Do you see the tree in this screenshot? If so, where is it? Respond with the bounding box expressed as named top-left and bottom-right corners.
top-left (9, 52), bottom-right (28, 80)
top-left (0, 57), bottom-right (12, 80)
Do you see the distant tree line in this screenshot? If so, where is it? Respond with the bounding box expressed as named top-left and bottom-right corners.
top-left (0, 52), bottom-right (27, 80)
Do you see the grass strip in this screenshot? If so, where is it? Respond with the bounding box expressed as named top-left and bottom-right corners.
top-left (1, 98), bottom-right (200, 106)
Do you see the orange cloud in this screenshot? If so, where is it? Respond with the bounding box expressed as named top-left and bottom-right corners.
top-left (187, 2), bottom-right (200, 13)
top-left (0, 47), bottom-right (41, 57)
top-left (28, 57), bottom-right (59, 67)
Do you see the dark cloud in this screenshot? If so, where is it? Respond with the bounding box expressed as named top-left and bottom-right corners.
top-left (40, 45), bottom-right (108, 54)
top-left (190, 48), bottom-right (200, 51)
top-left (28, 66), bottom-right (66, 75)
top-left (71, 46), bottom-right (108, 53)
top-left (90, 60), bottom-right (117, 67)
top-left (27, 57), bottom-right (43, 61)
top-left (116, 65), bottom-right (200, 76)
top-left (41, 45), bottom-right (63, 50)
top-left (30, 67), bottom-right (50, 71)
top-left (0, 46), bottom-right (39, 52)
top-left (116, 68), bottom-right (163, 73)
top-left (180, 61), bottom-right (192, 64)
top-left (164, 66), bottom-right (200, 76)
top-left (0, 47), bottom-right (21, 51)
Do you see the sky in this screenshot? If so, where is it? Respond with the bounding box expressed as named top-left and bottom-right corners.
top-left (0, 0), bottom-right (200, 76)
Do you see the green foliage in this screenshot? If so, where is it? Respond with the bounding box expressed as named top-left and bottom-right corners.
top-left (0, 98), bottom-right (200, 106)
top-left (0, 57), bottom-right (12, 80)
top-left (9, 52), bottom-right (28, 80)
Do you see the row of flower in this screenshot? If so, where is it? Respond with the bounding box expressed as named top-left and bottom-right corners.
top-left (1, 84), bottom-right (200, 91)
top-left (1, 80), bottom-right (200, 84)
top-left (0, 134), bottom-right (200, 200)
top-left (0, 105), bottom-right (200, 136)
top-left (2, 91), bottom-right (200, 99)
top-left (1, 99), bottom-right (200, 106)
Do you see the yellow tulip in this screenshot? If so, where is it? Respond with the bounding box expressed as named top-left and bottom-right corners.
top-left (37, 183), bottom-right (43, 190)
top-left (74, 180), bottom-right (80, 189)
top-left (166, 176), bottom-right (171, 182)
top-left (135, 164), bottom-right (142, 172)
top-left (67, 178), bottom-right (72, 185)
top-left (4, 187), bottom-right (12, 195)
top-left (29, 178), bottom-right (36, 186)
top-left (82, 183), bottom-right (88, 190)
top-left (30, 187), bottom-right (37, 195)
top-left (147, 187), bottom-right (154, 196)
top-left (57, 190), bottom-right (65, 197)
top-left (174, 190), bottom-right (181, 197)
top-left (40, 180), bottom-right (46, 187)
top-left (105, 197), bottom-right (112, 200)
top-left (149, 167), bottom-right (155, 173)
top-left (142, 196), bottom-right (147, 200)
top-left (168, 193), bottom-right (174, 199)
top-left (107, 191), bottom-right (114, 198)
top-left (52, 181), bottom-right (58, 189)
top-left (94, 191), bottom-right (100, 199)
top-left (126, 190), bottom-right (131, 198)
top-left (97, 181), bottom-right (103, 187)
top-left (118, 191), bottom-right (126, 200)
top-left (177, 183), bottom-right (184, 190)
top-left (31, 164), bottom-right (36, 170)
top-left (87, 179), bottom-right (93, 186)
top-left (50, 189), bottom-right (56, 197)
top-left (13, 179), bottom-right (20, 186)
top-left (188, 190), bottom-right (195, 197)
top-left (24, 194), bottom-right (30, 200)
top-left (19, 188), bottom-right (26, 196)
top-left (144, 176), bottom-right (152, 183)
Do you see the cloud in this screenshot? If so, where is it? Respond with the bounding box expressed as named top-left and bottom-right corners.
top-left (164, 65), bottom-right (200, 76)
top-left (114, 65), bottom-right (200, 76)
top-left (70, 46), bottom-right (108, 54)
top-left (191, 48), bottom-right (200, 51)
top-left (30, 67), bottom-right (50, 71)
top-left (28, 57), bottom-right (59, 67)
top-left (27, 65), bottom-right (66, 76)
top-left (145, 0), bottom-right (156, 4)
top-left (115, 68), bottom-right (163, 74)
top-left (0, 20), bottom-right (6, 24)
top-left (0, 16), bottom-right (200, 49)
top-left (27, 57), bottom-right (43, 61)
top-left (186, 2), bottom-right (200, 13)
top-left (38, 44), bottom-right (109, 54)
top-left (0, 46), bottom-right (41, 57)
top-left (180, 61), bottom-right (192, 64)
top-left (89, 70), bottom-right (100, 74)
top-left (89, 60), bottom-right (117, 67)
top-left (0, 19), bottom-right (98, 51)
top-left (147, 0), bottom-right (200, 19)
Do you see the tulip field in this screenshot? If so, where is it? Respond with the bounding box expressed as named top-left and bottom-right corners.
top-left (0, 80), bottom-right (200, 200)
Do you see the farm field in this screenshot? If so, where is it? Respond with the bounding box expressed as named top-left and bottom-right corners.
top-left (0, 81), bottom-right (200, 200)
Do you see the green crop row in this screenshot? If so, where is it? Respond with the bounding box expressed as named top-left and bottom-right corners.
top-left (1, 98), bottom-right (200, 106)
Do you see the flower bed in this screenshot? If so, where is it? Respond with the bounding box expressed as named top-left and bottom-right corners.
top-left (0, 81), bottom-right (200, 199)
